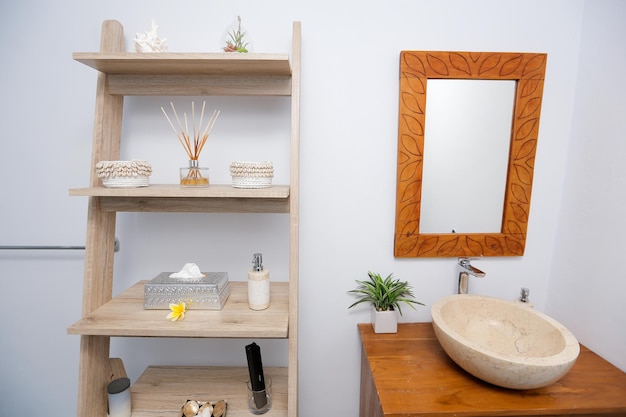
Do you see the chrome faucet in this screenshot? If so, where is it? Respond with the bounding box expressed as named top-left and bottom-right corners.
top-left (457, 258), bottom-right (486, 294)
top-left (520, 287), bottom-right (530, 303)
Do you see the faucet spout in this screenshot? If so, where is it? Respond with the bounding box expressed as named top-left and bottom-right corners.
top-left (459, 258), bottom-right (486, 277)
top-left (457, 258), bottom-right (486, 294)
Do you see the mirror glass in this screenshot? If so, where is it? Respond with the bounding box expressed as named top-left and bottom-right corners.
top-left (420, 79), bottom-right (515, 233)
top-left (394, 51), bottom-right (547, 257)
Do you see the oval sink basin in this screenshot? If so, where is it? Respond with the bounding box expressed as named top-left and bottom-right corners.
top-left (431, 294), bottom-right (579, 390)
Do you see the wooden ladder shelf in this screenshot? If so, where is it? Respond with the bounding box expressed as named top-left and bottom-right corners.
top-left (69, 20), bottom-right (301, 417)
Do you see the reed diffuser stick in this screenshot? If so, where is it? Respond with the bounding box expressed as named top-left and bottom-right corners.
top-left (191, 101), bottom-right (197, 147)
top-left (161, 107), bottom-right (192, 158)
top-left (161, 101), bottom-right (220, 160)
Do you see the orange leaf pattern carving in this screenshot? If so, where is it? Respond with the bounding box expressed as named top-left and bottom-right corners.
top-left (401, 91), bottom-right (423, 114)
top-left (485, 236), bottom-right (505, 255)
top-left (395, 51), bottom-right (546, 257)
top-left (505, 237), bottom-right (524, 254)
top-left (404, 75), bottom-right (425, 95)
top-left (449, 53), bottom-right (472, 76)
top-left (478, 54), bottom-right (501, 75)
top-left (510, 202), bottom-right (529, 223)
top-left (512, 163), bottom-right (532, 185)
top-left (520, 75), bottom-right (542, 98)
top-left (515, 139), bottom-right (537, 160)
top-left (398, 201), bottom-right (420, 220)
top-left (399, 160), bottom-right (422, 182)
top-left (519, 97), bottom-right (541, 119)
top-left (466, 236), bottom-right (485, 255)
top-left (504, 220), bottom-right (524, 235)
top-left (416, 236), bottom-right (439, 256)
top-left (500, 55), bottom-right (523, 76)
top-left (437, 237), bottom-right (460, 256)
top-left (400, 134), bottom-right (422, 157)
top-left (402, 114), bottom-right (424, 136)
top-left (511, 183), bottom-right (529, 204)
top-left (426, 54), bottom-right (449, 76)
top-left (523, 55), bottom-right (547, 76)
top-left (400, 181), bottom-right (421, 204)
top-left (403, 54), bottom-right (426, 76)
top-left (515, 119), bottom-right (538, 141)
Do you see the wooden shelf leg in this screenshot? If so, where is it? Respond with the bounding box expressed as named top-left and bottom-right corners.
top-left (287, 21), bottom-right (301, 417)
top-left (109, 357), bottom-right (128, 379)
top-left (76, 19), bottom-right (124, 417)
top-left (77, 336), bottom-right (111, 417)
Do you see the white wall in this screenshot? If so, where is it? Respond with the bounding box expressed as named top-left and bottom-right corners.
top-left (2, 1), bottom-right (622, 416)
top-left (547, 0), bottom-right (626, 371)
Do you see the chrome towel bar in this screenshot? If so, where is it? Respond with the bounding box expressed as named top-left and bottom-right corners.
top-left (0, 238), bottom-right (120, 252)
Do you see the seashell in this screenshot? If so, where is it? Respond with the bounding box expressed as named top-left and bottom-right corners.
top-left (212, 400), bottom-right (227, 417)
top-left (95, 160), bottom-right (153, 180)
top-left (182, 400), bottom-right (200, 416)
top-left (198, 403), bottom-right (213, 417)
top-left (229, 161), bottom-right (274, 178)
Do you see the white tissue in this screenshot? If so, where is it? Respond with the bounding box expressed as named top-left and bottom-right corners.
top-left (169, 263), bottom-right (206, 279)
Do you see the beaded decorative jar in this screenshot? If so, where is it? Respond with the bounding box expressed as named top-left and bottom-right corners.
top-left (95, 160), bottom-right (152, 188)
top-left (229, 161), bottom-right (273, 189)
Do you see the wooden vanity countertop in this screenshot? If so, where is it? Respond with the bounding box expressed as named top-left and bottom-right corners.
top-left (358, 322), bottom-right (626, 417)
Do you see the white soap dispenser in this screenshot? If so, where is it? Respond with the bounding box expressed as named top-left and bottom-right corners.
top-left (248, 253), bottom-right (270, 310)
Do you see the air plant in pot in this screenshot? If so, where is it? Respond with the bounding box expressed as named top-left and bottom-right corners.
top-left (223, 15), bottom-right (250, 53)
top-left (161, 101), bottom-right (220, 187)
top-left (348, 271), bottom-right (424, 333)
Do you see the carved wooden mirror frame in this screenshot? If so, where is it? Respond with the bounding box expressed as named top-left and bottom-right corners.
top-left (394, 51), bottom-right (547, 257)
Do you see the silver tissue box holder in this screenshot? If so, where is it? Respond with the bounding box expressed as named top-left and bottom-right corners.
top-left (144, 272), bottom-right (230, 310)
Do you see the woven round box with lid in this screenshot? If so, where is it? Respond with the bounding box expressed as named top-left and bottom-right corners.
top-left (96, 160), bottom-right (152, 188)
top-left (229, 161), bottom-right (273, 189)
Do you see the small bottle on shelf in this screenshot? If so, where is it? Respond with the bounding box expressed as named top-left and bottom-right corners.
top-left (248, 253), bottom-right (270, 310)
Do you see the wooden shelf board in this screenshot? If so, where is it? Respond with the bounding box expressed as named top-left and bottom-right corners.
top-left (73, 52), bottom-right (292, 76)
top-left (68, 281), bottom-right (288, 338)
top-left (131, 365), bottom-right (287, 417)
top-left (106, 73), bottom-right (292, 96)
top-left (69, 184), bottom-right (290, 198)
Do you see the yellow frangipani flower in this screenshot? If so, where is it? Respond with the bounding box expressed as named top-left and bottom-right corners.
top-left (167, 301), bottom-right (187, 321)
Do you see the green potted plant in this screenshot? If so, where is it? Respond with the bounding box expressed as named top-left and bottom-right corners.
top-left (348, 271), bottom-right (424, 333)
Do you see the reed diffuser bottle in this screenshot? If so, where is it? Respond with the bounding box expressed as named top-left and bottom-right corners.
top-left (180, 159), bottom-right (209, 187)
top-left (161, 101), bottom-right (220, 187)
top-left (248, 253), bottom-right (270, 310)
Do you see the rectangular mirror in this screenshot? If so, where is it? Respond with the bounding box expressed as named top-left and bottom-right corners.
top-left (421, 79), bottom-right (515, 233)
top-left (394, 51), bottom-right (547, 257)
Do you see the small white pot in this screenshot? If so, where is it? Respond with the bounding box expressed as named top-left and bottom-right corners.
top-left (371, 309), bottom-right (398, 333)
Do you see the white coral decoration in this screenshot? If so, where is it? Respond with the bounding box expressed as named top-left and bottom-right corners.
top-left (135, 19), bottom-right (168, 52)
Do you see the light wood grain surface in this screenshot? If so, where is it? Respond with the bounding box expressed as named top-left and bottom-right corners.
top-left (131, 366), bottom-right (287, 417)
top-left (73, 52), bottom-right (292, 75)
top-left (69, 281), bottom-right (289, 338)
top-left (70, 184), bottom-right (290, 198)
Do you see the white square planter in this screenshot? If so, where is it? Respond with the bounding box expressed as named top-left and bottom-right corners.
top-left (371, 309), bottom-right (398, 333)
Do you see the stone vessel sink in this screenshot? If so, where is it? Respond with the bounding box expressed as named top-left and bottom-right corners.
top-left (431, 294), bottom-right (580, 390)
